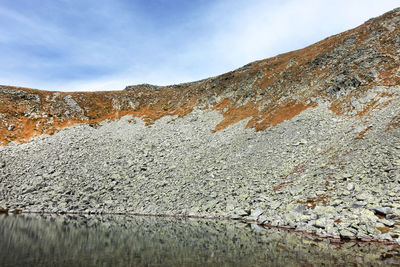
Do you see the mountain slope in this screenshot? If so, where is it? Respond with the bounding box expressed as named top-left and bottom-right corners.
top-left (1, 8), bottom-right (400, 145)
top-left (0, 8), bottom-right (400, 244)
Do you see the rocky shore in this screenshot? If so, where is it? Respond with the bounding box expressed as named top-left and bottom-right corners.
top-left (0, 8), bottom-right (400, 245)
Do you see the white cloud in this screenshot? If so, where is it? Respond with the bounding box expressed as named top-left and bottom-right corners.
top-left (1, 0), bottom-right (398, 91)
top-left (197, 0), bottom-right (399, 71)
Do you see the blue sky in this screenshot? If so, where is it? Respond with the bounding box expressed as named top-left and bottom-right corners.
top-left (0, 0), bottom-right (399, 91)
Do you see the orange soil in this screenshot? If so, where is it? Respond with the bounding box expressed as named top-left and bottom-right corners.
top-left (250, 101), bottom-right (317, 131)
top-left (386, 112), bottom-right (400, 131)
top-left (297, 195), bottom-right (331, 209)
top-left (354, 126), bottom-right (372, 140)
top-left (213, 102), bottom-right (258, 132)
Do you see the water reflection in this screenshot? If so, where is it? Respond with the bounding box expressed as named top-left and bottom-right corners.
top-left (0, 214), bottom-right (399, 266)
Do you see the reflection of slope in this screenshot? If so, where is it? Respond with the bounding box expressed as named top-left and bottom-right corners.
top-left (0, 214), bottom-right (398, 266)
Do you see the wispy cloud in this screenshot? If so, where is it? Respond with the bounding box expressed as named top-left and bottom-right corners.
top-left (0, 0), bottom-right (398, 91)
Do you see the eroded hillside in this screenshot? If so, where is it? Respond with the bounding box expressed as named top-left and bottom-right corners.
top-left (1, 8), bottom-right (400, 145)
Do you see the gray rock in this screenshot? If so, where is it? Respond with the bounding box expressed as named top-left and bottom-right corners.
top-left (233, 208), bottom-right (248, 217)
top-left (250, 223), bottom-right (264, 232)
top-left (356, 193), bottom-right (371, 201)
top-left (371, 206), bottom-right (392, 215)
top-left (380, 219), bottom-right (395, 227)
top-left (313, 206), bottom-right (337, 216)
top-left (250, 208), bottom-right (263, 218)
top-left (313, 217), bottom-right (328, 228)
top-left (352, 201), bottom-right (367, 208)
top-left (378, 233), bottom-right (393, 241)
top-left (347, 183), bottom-right (355, 191)
top-left (341, 173), bottom-right (353, 180)
top-left (340, 229), bottom-right (357, 238)
top-left (358, 209), bottom-right (377, 223)
top-left (257, 215), bottom-right (269, 224)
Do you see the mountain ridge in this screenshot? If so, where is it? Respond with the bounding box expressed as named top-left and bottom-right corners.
top-left (0, 8), bottom-right (399, 145)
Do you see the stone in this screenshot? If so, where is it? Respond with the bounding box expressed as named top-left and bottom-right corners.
top-left (299, 214), bottom-right (312, 222)
top-left (341, 173), bottom-right (353, 179)
top-left (250, 223), bottom-right (264, 232)
top-left (352, 201), bottom-right (367, 208)
top-left (257, 215), bottom-right (269, 224)
top-left (375, 222), bottom-right (386, 228)
top-left (371, 206), bottom-right (392, 215)
top-left (378, 233), bottom-right (393, 241)
top-left (340, 229), bottom-right (356, 238)
top-left (332, 199), bottom-right (343, 206)
top-left (359, 209), bottom-right (377, 222)
top-left (313, 217), bottom-right (328, 228)
top-left (284, 212), bottom-right (299, 223)
top-left (314, 206), bottom-right (337, 216)
top-left (380, 219), bottom-right (395, 227)
top-left (248, 208), bottom-right (263, 220)
top-left (341, 190), bottom-right (351, 196)
top-left (233, 208), bottom-right (248, 217)
top-left (356, 193), bottom-right (371, 201)
top-left (347, 183), bottom-right (355, 191)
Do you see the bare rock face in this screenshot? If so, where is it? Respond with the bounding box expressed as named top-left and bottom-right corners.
top-left (1, 8), bottom-right (400, 244)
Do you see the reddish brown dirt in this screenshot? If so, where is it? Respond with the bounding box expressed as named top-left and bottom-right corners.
top-left (297, 196), bottom-right (331, 209)
top-left (387, 112), bottom-right (400, 131)
top-left (377, 227), bottom-right (392, 234)
top-left (213, 102), bottom-right (258, 132)
top-left (249, 101), bottom-right (317, 131)
top-left (273, 181), bottom-right (293, 192)
top-left (354, 126), bottom-right (373, 140)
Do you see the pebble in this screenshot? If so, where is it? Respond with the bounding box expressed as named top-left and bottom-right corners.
top-left (347, 183), bottom-right (355, 191)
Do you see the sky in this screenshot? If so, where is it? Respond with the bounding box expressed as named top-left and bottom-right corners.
top-left (0, 0), bottom-right (399, 91)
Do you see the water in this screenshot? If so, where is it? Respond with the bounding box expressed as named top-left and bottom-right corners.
top-left (0, 214), bottom-right (399, 266)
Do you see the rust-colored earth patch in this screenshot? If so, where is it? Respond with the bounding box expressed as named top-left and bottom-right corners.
top-left (250, 101), bottom-right (317, 131)
top-left (297, 196), bottom-right (331, 209)
top-left (354, 126), bottom-right (372, 140)
top-left (377, 226), bottom-right (392, 234)
top-left (273, 181), bottom-right (293, 192)
top-left (386, 112), bottom-right (400, 131)
top-left (212, 102), bottom-right (258, 132)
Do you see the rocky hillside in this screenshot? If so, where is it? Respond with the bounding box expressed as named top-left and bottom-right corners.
top-left (1, 8), bottom-right (400, 244)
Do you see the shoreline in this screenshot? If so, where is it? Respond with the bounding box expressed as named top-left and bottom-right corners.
top-left (1, 208), bottom-right (398, 246)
